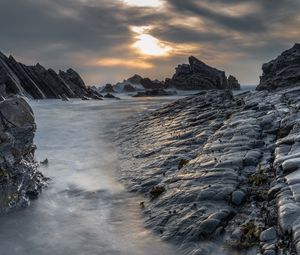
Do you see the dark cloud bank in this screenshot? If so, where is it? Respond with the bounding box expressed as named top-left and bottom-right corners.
top-left (0, 0), bottom-right (299, 85)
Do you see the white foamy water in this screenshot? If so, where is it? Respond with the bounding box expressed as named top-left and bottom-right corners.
top-left (0, 96), bottom-right (182, 255)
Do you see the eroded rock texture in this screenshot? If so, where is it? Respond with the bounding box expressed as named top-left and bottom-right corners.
top-left (0, 52), bottom-right (100, 99)
top-left (166, 56), bottom-right (240, 90)
top-left (119, 88), bottom-right (300, 254)
top-left (0, 97), bottom-right (46, 214)
top-left (257, 43), bottom-right (300, 91)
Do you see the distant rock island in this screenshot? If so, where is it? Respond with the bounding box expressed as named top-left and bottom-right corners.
top-left (105, 56), bottom-right (240, 96)
top-left (0, 52), bottom-right (102, 100)
top-left (166, 56), bottom-right (240, 90)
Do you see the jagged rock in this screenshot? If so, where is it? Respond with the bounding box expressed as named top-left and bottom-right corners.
top-left (101, 84), bottom-right (116, 93)
top-left (257, 43), bottom-right (300, 91)
top-left (140, 78), bottom-right (166, 90)
top-left (132, 89), bottom-right (177, 97)
top-left (123, 84), bottom-right (136, 92)
top-left (166, 56), bottom-right (234, 90)
top-left (104, 93), bottom-right (120, 99)
top-left (127, 74), bottom-right (143, 84)
top-left (227, 75), bottom-right (241, 90)
top-left (0, 51), bottom-right (100, 100)
top-left (0, 96), bottom-right (46, 214)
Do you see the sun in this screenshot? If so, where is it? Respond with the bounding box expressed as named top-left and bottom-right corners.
top-left (131, 26), bottom-right (172, 57)
top-left (123, 0), bottom-right (162, 7)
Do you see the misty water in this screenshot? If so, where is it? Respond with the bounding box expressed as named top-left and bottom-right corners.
top-left (0, 96), bottom-right (181, 255)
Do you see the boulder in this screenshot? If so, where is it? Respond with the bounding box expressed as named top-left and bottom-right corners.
top-left (0, 96), bottom-right (46, 214)
top-left (257, 43), bottom-right (300, 91)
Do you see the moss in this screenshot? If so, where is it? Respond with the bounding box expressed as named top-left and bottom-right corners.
top-left (247, 166), bottom-right (268, 186)
top-left (231, 221), bottom-right (261, 250)
top-left (150, 186), bottom-right (166, 199)
top-left (178, 159), bottom-right (189, 170)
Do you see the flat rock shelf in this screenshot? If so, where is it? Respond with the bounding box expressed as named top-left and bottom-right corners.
top-left (118, 88), bottom-right (300, 255)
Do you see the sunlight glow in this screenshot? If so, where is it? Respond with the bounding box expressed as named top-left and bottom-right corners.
top-left (123, 0), bottom-right (162, 7)
top-left (131, 26), bottom-right (172, 57)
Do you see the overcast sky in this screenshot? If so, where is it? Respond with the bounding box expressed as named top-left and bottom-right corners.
top-left (0, 0), bottom-right (299, 85)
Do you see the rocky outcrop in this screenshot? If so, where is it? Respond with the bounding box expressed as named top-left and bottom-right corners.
top-left (132, 89), bottom-right (177, 97)
top-left (118, 87), bottom-right (300, 254)
top-left (0, 52), bottom-right (100, 100)
top-left (227, 75), bottom-right (241, 90)
top-left (166, 56), bottom-right (239, 90)
top-left (0, 96), bottom-right (46, 214)
top-left (127, 74), bottom-right (143, 84)
top-left (123, 84), bottom-right (136, 92)
top-left (257, 43), bottom-right (300, 91)
top-left (140, 78), bottom-right (167, 90)
top-left (101, 84), bottom-right (117, 93)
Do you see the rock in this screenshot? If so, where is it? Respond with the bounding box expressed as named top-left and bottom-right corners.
top-left (260, 227), bottom-right (277, 242)
top-left (227, 75), bottom-right (240, 90)
top-left (0, 52), bottom-right (100, 100)
top-left (140, 78), bottom-right (166, 90)
top-left (123, 84), bottom-right (136, 92)
top-left (104, 93), bottom-right (120, 99)
top-left (231, 190), bottom-right (246, 205)
top-left (132, 89), bottom-right (177, 97)
top-left (127, 74), bottom-right (143, 84)
top-left (101, 84), bottom-right (117, 93)
top-left (166, 56), bottom-right (237, 90)
top-left (257, 43), bottom-right (300, 91)
top-left (0, 96), bottom-right (46, 214)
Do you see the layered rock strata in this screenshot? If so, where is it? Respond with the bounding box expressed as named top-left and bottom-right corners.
top-left (0, 52), bottom-right (100, 100)
top-left (118, 87), bottom-right (300, 254)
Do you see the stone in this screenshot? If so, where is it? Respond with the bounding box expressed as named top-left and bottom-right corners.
top-left (231, 190), bottom-right (246, 205)
top-left (257, 43), bottom-right (300, 91)
top-left (260, 227), bottom-right (277, 242)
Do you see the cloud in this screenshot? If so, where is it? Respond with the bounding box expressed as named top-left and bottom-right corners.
top-left (0, 0), bottom-right (299, 85)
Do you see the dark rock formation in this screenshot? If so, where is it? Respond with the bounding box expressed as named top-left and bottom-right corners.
top-left (104, 93), bottom-right (120, 99)
top-left (123, 84), bottom-right (136, 92)
top-left (101, 84), bottom-right (116, 93)
top-left (166, 56), bottom-right (238, 90)
top-left (127, 74), bottom-right (143, 84)
top-left (132, 89), bottom-right (177, 97)
top-left (257, 43), bottom-right (300, 91)
top-left (140, 78), bottom-right (166, 90)
top-left (0, 52), bottom-right (100, 100)
top-left (0, 96), bottom-right (46, 214)
top-left (227, 75), bottom-right (241, 90)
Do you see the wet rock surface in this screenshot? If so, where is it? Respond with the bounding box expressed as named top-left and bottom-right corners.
top-left (118, 87), bottom-right (300, 254)
top-left (0, 96), bottom-right (46, 214)
top-left (0, 52), bottom-right (100, 100)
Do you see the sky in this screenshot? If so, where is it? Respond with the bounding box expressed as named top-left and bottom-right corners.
top-left (0, 0), bottom-right (299, 86)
